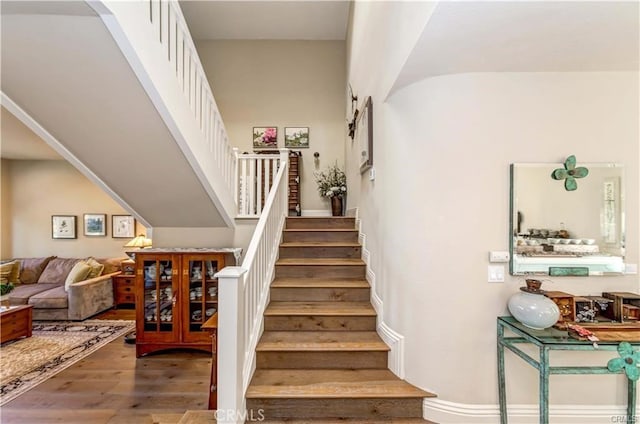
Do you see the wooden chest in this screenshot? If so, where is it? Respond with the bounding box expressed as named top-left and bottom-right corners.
top-left (544, 291), bottom-right (575, 324)
top-left (1, 305), bottom-right (33, 343)
top-left (603, 292), bottom-right (640, 322)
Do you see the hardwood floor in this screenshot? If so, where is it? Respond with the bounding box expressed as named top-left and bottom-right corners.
top-left (1, 308), bottom-right (211, 424)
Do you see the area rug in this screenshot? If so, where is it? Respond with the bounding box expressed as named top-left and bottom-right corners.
top-left (0, 319), bottom-right (135, 406)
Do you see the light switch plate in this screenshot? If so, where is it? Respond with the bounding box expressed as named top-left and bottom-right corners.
top-left (488, 265), bottom-right (505, 282)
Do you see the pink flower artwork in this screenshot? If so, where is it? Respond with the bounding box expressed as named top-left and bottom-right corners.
top-left (253, 127), bottom-right (278, 149)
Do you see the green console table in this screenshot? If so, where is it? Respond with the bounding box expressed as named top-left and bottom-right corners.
top-left (497, 316), bottom-right (639, 424)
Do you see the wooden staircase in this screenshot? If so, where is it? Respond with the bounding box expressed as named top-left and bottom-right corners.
top-left (246, 217), bottom-right (436, 422)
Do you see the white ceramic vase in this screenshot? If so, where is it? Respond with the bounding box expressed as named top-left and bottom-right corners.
top-left (508, 291), bottom-right (560, 330)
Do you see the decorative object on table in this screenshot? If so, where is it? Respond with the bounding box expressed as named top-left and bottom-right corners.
top-left (607, 342), bottom-right (640, 380)
top-left (507, 279), bottom-right (560, 330)
top-left (356, 96), bottom-right (373, 173)
top-left (314, 164), bottom-right (347, 217)
top-left (602, 292), bottom-right (640, 322)
top-left (112, 215), bottom-right (135, 238)
top-left (284, 127), bottom-right (309, 148)
top-left (551, 154), bottom-right (589, 191)
top-left (574, 295), bottom-right (614, 322)
top-left (121, 259), bottom-right (136, 275)
top-left (543, 291), bottom-right (575, 325)
top-left (253, 126), bottom-right (277, 149)
top-left (51, 215), bottom-right (77, 239)
top-left (83, 213), bottom-right (106, 236)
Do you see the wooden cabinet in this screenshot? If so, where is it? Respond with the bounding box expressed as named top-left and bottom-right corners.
top-left (134, 249), bottom-right (238, 357)
top-left (112, 274), bottom-right (136, 308)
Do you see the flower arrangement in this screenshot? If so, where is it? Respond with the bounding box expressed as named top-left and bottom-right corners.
top-left (315, 164), bottom-right (347, 198)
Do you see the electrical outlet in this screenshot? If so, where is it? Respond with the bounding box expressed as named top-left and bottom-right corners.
top-left (488, 265), bottom-right (505, 282)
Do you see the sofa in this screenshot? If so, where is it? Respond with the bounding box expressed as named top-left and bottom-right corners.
top-left (1, 256), bottom-right (125, 321)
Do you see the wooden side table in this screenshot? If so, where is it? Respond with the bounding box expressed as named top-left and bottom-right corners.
top-left (112, 273), bottom-right (136, 308)
top-left (1, 305), bottom-right (33, 343)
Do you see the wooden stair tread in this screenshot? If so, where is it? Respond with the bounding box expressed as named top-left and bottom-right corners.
top-left (259, 420), bottom-right (434, 423)
top-left (284, 229), bottom-right (358, 232)
top-left (247, 369), bottom-right (435, 399)
top-left (257, 331), bottom-right (389, 351)
top-left (280, 241), bottom-right (361, 247)
top-left (276, 258), bottom-right (365, 266)
top-left (271, 278), bottom-right (369, 288)
top-left (265, 301), bottom-right (376, 316)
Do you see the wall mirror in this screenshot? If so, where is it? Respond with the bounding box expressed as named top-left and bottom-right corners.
top-left (510, 162), bottom-right (625, 276)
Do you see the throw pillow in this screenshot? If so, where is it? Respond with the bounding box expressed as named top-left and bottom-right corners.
top-left (83, 257), bottom-right (105, 279)
top-left (17, 256), bottom-right (55, 284)
top-left (0, 261), bottom-right (16, 283)
top-left (64, 261), bottom-right (92, 291)
top-left (38, 258), bottom-right (80, 284)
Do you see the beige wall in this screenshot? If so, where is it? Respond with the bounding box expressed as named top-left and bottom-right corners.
top-left (5, 159), bottom-right (145, 259)
top-left (1, 159), bottom-right (13, 257)
top-left (347, 1), bottom-right (639, 418)
top-left (196, 40), bottom-right (346, 214)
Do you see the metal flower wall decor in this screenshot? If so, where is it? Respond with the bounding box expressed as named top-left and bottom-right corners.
top-left (551, 155), bottom-right (589, 191)
top-left (607, 342), bottom-right (640, 381)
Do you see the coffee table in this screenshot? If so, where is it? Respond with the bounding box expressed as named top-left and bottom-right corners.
top-left (1, 305), bottom-right (33, 344)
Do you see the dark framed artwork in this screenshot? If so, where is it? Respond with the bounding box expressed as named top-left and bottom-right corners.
top-left (52, 215), bottom-right (77, 239)
top-left (356, 96), bottom-right (373, 174)
top-left (253, 127), bottom-right (278, 149)
top-left (112, 215), bottom-right (135, 238)
top-left (84, 213), bottom-right (107, 237)
top-left (284, 127), bottom-right (309, 148)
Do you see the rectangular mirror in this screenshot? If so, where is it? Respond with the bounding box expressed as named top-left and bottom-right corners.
top-left (510, 162), bottom-right (625, 275)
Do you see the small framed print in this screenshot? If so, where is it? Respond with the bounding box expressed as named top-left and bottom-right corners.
top-left (84, 213), bottom-right (107, 237)
top-left (285, 127), bottom-right (309, 148)
top-left (112, 215), bottom-right (135, 238)
top-left (253, 127), bottom-right (278, 149)
top-left (52, 215), bottom-right (77, 239)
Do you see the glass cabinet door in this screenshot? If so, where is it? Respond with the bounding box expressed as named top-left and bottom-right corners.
top-left (184, 256), bottom-right (219, 342)
top-left (142, 257), bottom-right (177, 335)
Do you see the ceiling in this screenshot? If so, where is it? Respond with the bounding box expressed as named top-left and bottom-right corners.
top-left (179, 0), bottom-right (351, 41)
top-left (391, 1), bottom-right (639, 92)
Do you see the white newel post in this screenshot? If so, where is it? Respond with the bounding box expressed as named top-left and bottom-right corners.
top-left (216, 266), bottom-right (247, 424)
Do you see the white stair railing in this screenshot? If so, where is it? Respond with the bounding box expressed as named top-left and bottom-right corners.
top-left (91, 0), bottom-right (237, 224)
top-left (216, 149), bottom-right (289, 423)
top-left (236, 150), bottom-right (284, 218)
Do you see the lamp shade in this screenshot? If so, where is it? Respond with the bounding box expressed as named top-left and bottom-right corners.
top-left (124, 234), bottom-right (152, 248)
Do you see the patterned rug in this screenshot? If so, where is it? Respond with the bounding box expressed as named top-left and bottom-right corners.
top-left (0, 319), bottom-right (135, 406)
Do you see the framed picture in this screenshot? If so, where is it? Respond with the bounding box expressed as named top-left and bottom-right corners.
top-left (84, 213), bottom-right (106, 237)
top-left (52, 215), bottom-right (77, 239)
top-left (356, 96), bottom-right (373, 174)
top-left (285, 127), bottom-right (309, 148)
top-left (253, 127), bottom-right (278, 149)
top-left (112, 215), bottom-right (135, 238)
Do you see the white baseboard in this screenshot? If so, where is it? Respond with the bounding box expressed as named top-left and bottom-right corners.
top-left (423, 398), bottom-right (629, 423)
top-left (356, 211), bottom-right (405, 379)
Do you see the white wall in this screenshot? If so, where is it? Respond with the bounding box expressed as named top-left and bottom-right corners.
top-left (196, 40), bottom-right (346, 214)
top-left (1, 159), bottom-right (12, 257)
top-left (346, 1), bottom-right (639, 419)
top-left (5, 160), bottom-right (146, 259)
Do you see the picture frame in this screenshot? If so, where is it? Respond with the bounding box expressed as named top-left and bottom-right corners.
top-left (253, 127), bottom-right (278, 149)
top-left (52, 215), bottom-right (77, 239)
top-left (112, 215), bottom-right (135, 238)
top-left (83, 213), bottom-right (107, 237)
top-left (285, 127), bottom-right (309, 148)
top-left (356, 96), bottom-right (373, 174)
